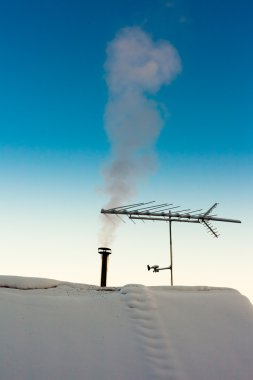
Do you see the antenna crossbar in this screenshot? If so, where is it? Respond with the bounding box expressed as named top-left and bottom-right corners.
top-left (102, 206), bottom-right (241, 225)
top-left (101, 200), bottom-right (241, 247)
top-left (130, 216), bottom-right (200, 223)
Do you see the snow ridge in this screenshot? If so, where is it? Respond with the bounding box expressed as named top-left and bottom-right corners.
top-left (121, 284), bottom-right (185, 380)
top-left (0, 275), bottom-right (61, 290)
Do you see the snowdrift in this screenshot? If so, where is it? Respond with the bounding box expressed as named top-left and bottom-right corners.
top-left (0, 276), bottom-right (252, 380)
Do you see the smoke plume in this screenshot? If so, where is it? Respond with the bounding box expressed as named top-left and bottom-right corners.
top-left (100, 27), bottom-right (181, 245)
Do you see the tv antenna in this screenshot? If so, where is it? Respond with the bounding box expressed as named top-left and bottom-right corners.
top-left (101, 202), bottom-right (241, 285)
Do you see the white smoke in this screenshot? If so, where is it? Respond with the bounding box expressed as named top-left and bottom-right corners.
top-left (100, 27), bottom-right (181, 245)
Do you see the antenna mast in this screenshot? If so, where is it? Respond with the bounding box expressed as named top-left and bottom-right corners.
top-left (101, 202), bottom-right (241, 285)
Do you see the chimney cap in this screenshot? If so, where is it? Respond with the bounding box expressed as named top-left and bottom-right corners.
top-left (98, 247), bottom-right (111, 254)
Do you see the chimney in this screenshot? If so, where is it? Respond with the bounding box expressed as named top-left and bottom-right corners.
top-left (98, 247), bottom-right (111, 287)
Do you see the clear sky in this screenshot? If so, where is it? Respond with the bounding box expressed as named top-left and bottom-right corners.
top-left (0, 1), bottom-right (252, 301)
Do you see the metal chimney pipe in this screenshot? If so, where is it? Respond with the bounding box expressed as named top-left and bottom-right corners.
top-left (98, 247), bottom-right (111, 287)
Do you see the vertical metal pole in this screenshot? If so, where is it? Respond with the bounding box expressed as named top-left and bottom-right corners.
top-left (169, 219), bottom-right (173, 286)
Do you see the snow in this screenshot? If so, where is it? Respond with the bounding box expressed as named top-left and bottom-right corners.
top-left (0, 277), bottom-right (252, 380)
top-left (0, 275), bottom-right (61, 289)
top-left (0, 275), bottom-right (95, 290)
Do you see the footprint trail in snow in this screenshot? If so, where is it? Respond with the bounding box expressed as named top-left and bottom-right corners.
top-left (121, 285), bottom-right (185, 380)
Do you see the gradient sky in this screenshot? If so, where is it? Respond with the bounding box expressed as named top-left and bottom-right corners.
top-left (0, 0), bottom-right (252, 301)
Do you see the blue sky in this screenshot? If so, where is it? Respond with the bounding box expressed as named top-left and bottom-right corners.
top-left (0, 1), bottom-right (252, 301)
top-left (1, 0), bottom-right (252, 154)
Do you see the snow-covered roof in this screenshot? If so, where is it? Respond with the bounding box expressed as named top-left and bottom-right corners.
top-left (0, 276), bottom-right (252, 380)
